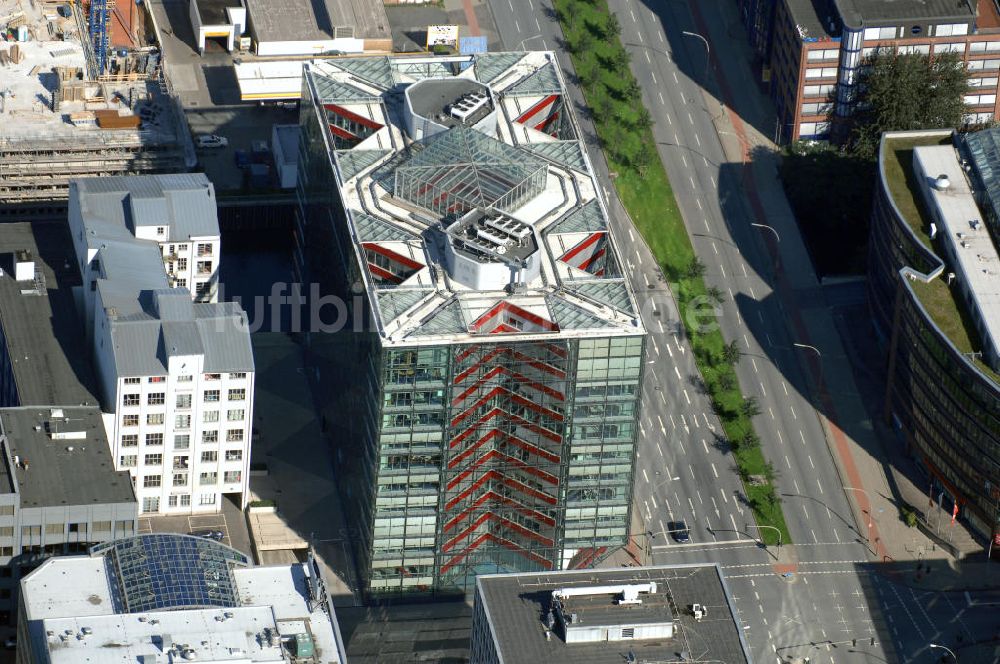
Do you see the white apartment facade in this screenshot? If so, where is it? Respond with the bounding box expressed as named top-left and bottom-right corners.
top-left (69, 175), bottom-right (254, 516)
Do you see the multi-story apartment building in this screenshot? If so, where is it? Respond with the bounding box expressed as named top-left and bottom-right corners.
top-left (68, 175), bottom-right (254, 516)
top-left (738, 0), bottom-right (1000, 143)
top-left (0, 407), bottom-right (137, 637)
top-left (868, 128), bottom-right (1000, 545)
top-left (297, 52), bottom-right (646, 597)
top-left (17, 534), bottom-right (348, 664)
top-left (68, 174), bottom-right (221, 317)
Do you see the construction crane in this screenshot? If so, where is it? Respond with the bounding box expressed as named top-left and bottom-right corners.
top-left (89, 0), bottom-right (112, 75)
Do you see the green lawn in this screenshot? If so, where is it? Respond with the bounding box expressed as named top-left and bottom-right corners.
top-left (555, 0), bottom-right (790, 545)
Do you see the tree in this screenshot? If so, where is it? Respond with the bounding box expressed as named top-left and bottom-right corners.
top-left (706, 286), bottom-right (725, 305)
top-left (685, 256), bottom-right (706, 278)
top-left (721, 339), bottom-right (741, 365)
top-left (739, 430), bottom-right (760, 450)
top-left (612, 46), bottom-right (631, 74)
top-left (740, 396), bottom-right (761, 419)
top-left (717, 371), bottom-right (736, 391)
top-left (848, 51), bottom-right (968, 159)
top-left (605, 12), bottom-right (621, 39)
top-left (568, 30), bottom-right (594, 56)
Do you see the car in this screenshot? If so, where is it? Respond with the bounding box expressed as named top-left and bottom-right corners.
top-left (195, 134), bottom-right (228, 149)
top-left (668, 521), bottom-right (690, 543)
top-left (191, 530), bottom-right (224, 541)
top-left (4, 636), bottom-right (16, 649)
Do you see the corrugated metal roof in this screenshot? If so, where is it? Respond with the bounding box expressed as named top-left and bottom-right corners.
top-left (111, 321), bottom-right (167, 376)
top-left (162, 321), bottom-right (205, 357)
top-left (197, 314), bottom-right (255, 372)
top-left (154, 290), bottom-right (196, 321)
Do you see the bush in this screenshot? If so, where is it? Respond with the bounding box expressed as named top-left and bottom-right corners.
top-left (901, 505), bottom-right (918, 528)
top-left (248, 499), bottom-right (275, 508)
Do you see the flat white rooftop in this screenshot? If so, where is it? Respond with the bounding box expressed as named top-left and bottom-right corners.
top-left (914, 145), bottom-right (1000, 367)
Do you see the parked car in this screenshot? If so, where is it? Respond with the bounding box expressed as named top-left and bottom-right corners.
top-left (191, 530), bottom-right (224, 541)
top-left (196, 134), bottom-right (228, 149)
top-left (668, 520), bottom-right (690, 543)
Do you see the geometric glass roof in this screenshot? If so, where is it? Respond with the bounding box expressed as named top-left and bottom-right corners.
top-left (506, 62), bottom-right (562, 96)
top-left (329, 56), bottom-right (395, 90)
top-left (90, 534), bottom-right (249, 613)
top-left (408, 299), bottom-right (467, 337)
top-left (474, 52), bottom-right (526, 83)
top-left (545, 295), bottom-right (618, 329)
top-left (964, 128), bottom-right (1000, 224)
top-left (352, 209), bottom-right (420, 243)
top-left (523, 140), bottom-right (588, 172)
top-left (391, 126), bottom-right (549, 215)
top-left (548, 199), bottom-right (606, 234)
top-left (570, 279), bottom-right (635, 314)
top-left (313, 73), bottom-right (381, 103)
top-left (376, 288), bottom-right (432, 322)
top-left (337, 150), bottom-right (392, 182)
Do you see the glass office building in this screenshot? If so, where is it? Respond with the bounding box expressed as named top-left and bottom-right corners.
top-left (868, 129), bottom-right (1000, 545)
top-left (295, 53), bottom-right (645, 597)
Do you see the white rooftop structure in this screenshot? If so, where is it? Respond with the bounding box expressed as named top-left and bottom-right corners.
top-left (914, 145), bottom-right (1000, 369)
top-left (303, 52), bottom-right (644, 348)
top-left (18, 535), bottom-right (346, 664)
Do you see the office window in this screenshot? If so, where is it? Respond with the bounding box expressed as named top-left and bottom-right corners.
top-left (147, 413), bottom-right (164, 426)
top-left (200, 493), bottom-right (217, 506)
top-left (123, 394), bottom-right (140, 407)
top-left (145, 433), bottom-right (164, 446)
top-left (225, 450), bottom-right (243, 462)
top-left (196, 282), bottom-right (211, 299)
top-left (970, 41), bottom-right (1000, 53)
top-left (969, 77), bottom-right (999, 88)
top-left (196, 260), bottom-right (212, 275)
top-left (203, 410), bottom-right (219, 423)
top-left (226, 429), bottom-right (244, 442)
top-left (224, 470), bottom-right (241, 484)
top-left (168, 495), bottom-right (178, 507)
top-left (965, 93), bottom-right (997, 105)
top-left (174, 434), bottom-right (190, 450)
top-left (804, 66), bottom-right (837, 79)
top-left (177, 258), bottom-right (188, 271)
top-left (176, 278), bottom-right (188, 288)
top-left (204, 373), bottom-right (221, 381)
top-left (806, 48), bottom-right (839, 61)
top-left (175, 414), bottom-right (191, 430)
top-left (227, 409), bottom-right (244, 422)
top-left (21, 526), bottom-right (40, 539)
top-left (122, 414), bottom-right (139, 427)
top-left (116, 520), bottom-right (134, 535)
top-left (176, 394), bottom-right (192, 409)
top-left (45, 524), bottom-right (63, 535)
top-left (935, 22), bottom-right (968, 37)
top-left (199, 472), bottom-right (218, 485)
top-left (934, 42), bottom-right (965, 54)
top-left (120, 455), bottom-right (137, 467)
top-left (863, 26), bottom-right (897, 40)
top-left (0, 506), bottom-right (11, 516)
top-left (228, 389), bottom-right (246, 402)
top-left (141, 497), bottom-right (160, 513)
top-left (177, 374), bottom-right (193, 383)
top-left (229, 372), bottom-right (246, 380)
top-left (124, 377), bottom-right (140, 385)
top-left (201, 451), bottom-right (218, 463)
top-left (144, 454), bottom-right (163, 466)
top-left (148, 376), bottom-right (165, 384)
top-left (68, 523), bottom-right (84, 534)
top-left (204, 390), bottom-right (220, 402)
top-left (173, 473), bottom-right (188, 487)
top-left (202, 430), bottom-right (218, 443)
top-left (121, 435), bottom-right (138, 448)
top-left (147, 393), bottom-right (165, 406)
top-left (156, 226), bottom-right (165, 236)
top-left (0, 527), bottom-right (12, 537)
top-left (197, 243), bottom-right (213, 256)
top-left (178, 244), bottom-right (188, 251)
top-left (181, 495), bottom-right (191, 506)
top-left (92, 521), bottom-right (111, 533)
top-left (143, 475), bottom-right (162, 488)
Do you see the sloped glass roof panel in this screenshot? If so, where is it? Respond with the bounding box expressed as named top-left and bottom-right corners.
top-left (336, 149), bottom-right (392, 181)
top-left (570, 280), bottom-right (635, 314)
top-left (409, 299), bottom-right (467, 336)
top-left (474, 52), bottom-right (526, 83)
top-left (376, 289), bottom-right (432, 322)
top-left (330, 56), bottom-right (395, 89)
top-left (352, 210), bottom-right (420, 243)
top-left (548, 200), bottom-right (606, 234)
top-left (523, 140), bottom-right (587, 171)
top-left (392, 127), bottom-right (549, 214)
top-left (90, 534), bottom-right (248, 614)
top-left (545, 295), bottom-right (617, 330)
top-left (312, 73), bottom-right (382, 103)
top-left (505, 62), bottom-right (561, 96)
top-left (964, 128), bottom-right (1000, 221)
top-left (391, 60), bottom-right (458, 81)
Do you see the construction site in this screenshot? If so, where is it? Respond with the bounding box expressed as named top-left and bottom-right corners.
top-left (0, 0), bottom-right (193, 211)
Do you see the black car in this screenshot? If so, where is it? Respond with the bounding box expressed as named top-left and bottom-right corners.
top-left (191, 530), bottom-right (225, 541)
top-left (668, 521), bottom-right (691, 543)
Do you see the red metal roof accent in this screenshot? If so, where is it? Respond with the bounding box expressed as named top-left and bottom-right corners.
top-left (515, 94), bottom-right (559, 124)
top-left (366, 263), bottom-right (404, 284)
top-left (439, 532), bottom-right (553, 574)
top-left (560, 231), bottom-right (605, 264)
top-left (471, 301), bottom-right (558, 333)
top-left (443, 489), bottom-right (557, 532)
top-left (362, 243), bottom-right (424, 271)
top-left (323, 103), bottom-right (384, 131)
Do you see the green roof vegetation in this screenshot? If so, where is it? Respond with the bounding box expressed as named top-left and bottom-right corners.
top-left (883, 135), bottom-right (1000, 385)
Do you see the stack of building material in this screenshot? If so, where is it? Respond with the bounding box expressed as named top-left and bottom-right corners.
top-left (94, 109), bottom-right (139, 129)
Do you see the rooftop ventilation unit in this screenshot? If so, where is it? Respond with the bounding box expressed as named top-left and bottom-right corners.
top-left (14, 250), bottom-right (34, 282)
top-left (448, 92), bottom-right (489, 121)
top-left (484, 216), bottom-right (531, 242)
top-left (552, 582), bottom-right (658, 605)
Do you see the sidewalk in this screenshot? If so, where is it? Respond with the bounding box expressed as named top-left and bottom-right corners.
top-left (691, 0), bottom-right (986, 571)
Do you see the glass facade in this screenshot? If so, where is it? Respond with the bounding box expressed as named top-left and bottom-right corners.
top-left (868, 136), bottom-right (1000, 543)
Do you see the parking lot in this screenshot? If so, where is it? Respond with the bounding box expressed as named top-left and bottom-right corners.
top-left (138, 496), bottom-right (252, 555)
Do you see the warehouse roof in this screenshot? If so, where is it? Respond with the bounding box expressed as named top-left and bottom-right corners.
top-left (0, 407), bottom-right (136, 507)
top-left (244, 0), bottom-right (390, 42)
top-left (0, 222), bottom-right (100, 407)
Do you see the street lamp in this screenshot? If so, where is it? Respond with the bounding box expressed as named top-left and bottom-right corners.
top-left (746, 524), bottom-right (781, 547)
top-left (930, 643), bottom-right (957, 661)
top-left (750, 222), bottom-right (780, 242)
top-left (680, 31), bottom-right (710, 86)
top-left (793, 342), bottom-right (821, 357)
top-left (843, 486), bottom-right (877, 554)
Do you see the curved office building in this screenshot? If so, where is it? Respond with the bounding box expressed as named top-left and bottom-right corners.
top-left (868, 129), bottom-right (1000, 544)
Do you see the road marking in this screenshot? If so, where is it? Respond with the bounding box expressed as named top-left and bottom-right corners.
top-left (629, 228), bottom-right (635, 242)
top-left (696, 489), bottom-right (703, 504)
top-left (702, 439), bottom-right (709, 454)
top-left (696, 199), bottom-right (703, 210)
top-left (802, 504), bottom-right (810, 520)
top-left (785, 455), bottom-right (791, 469)
top-left (657, 415), bottom-right (666, 435)
top-left (695, 133), bottom-right (701, 146)
top-left (730, 513), bottom-right (738, 532)
top-left (659, 30), bottom-right (665, 43)
top-left (703, 218), bottom-right (710, 232)
top-left (808, 455), bottom-right (814, 469)
top-left (711, 496), bottom-right (720, 517)
top-left (790, 405), bottom-right (797, 420)
top-left (741, 262), bottom-right (748, 278)
top-left (657, 441), bottom-right (664, 456)
top-left (515, 19), bottom-right (520, 32)
top-left (711, 175), bottom-right (716, 188)
top-left (688, 112), bottom-right (694, 125)
top-left (673, 71), bottom-right (679, 84)
top-left (535, 16), bottom-right (541, 30)
top-left (636, 252), bottom-right (643, 266)
top-left (683, 389), bottom-right (691, 405)
top-left (712, 242), bottom-right (718, 255)
top-left (630, 8), bottom-right (636, 21)
top-left (776, 430), bottom-right (784, 445)
top-left (817, 478), bottom-right (824, 494)
top-left (638, 30), bottom-right (645, 44)
top-left (799, 430), bottom-right (806, 445)
top-left (782, 381), bottom-right (788, 395)
top-left (720, 265), bottom-right (726, 278)
top-left (646, 50), bottom-right (652, 64)
top-left (674, 365), bottom-right (682, 380)
top-left (768, 407), bottom-right (774, 420)
top-left (689, 466), bottom-right (696, 481)
top-left (751, 358), bottom-right (758, 373)
top-left (749, 285), bottom-right (756, 299)
top-left (833, 528), bottom-right (840, 542)
top-left (689, 175), bottom-right (696, 189)
top-left (659, 391), bottom-right (667, 404)
top-left (743, 334), bottom-right (750, 349)
top-left (811, 529), bottom-right (818, 543)
top-left (757, 311), bottom-right (764, 324)
top-left (665, 344), bottom-right (673, 358)
top-left (681, 154), bottom-right (688, 167)
top-left (703, 156), bottom-right (709, 167)
top-left (650, 494), bottom-right (657, 509)
top-left (652, 338), bottom-right (660, 355)
top-left (508, 0), bottom-right (513, 10)
top-left (643, 468), bottom-right (649, 483)
top-left (659, 91), bottom-right (666, 106)
top-left (711, 462), bottom-right (719, 478)
top-left (688, 497), bottom-right (695, 512)
top-left (670, 414), bottom-right (676, 428)
top-left (659, 519), bottom-right (667, 540)
top-left (760, 381), bottom-right (766, 396)
top-left (720, 488), bottom-right (728, 503)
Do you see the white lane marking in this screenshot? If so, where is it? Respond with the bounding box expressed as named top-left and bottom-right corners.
top-left (691, 412), bottom-right (700, 428)
top-left (638, 30), bottom-right (645, 44)
top-left (689, 466), bottom-right (696, 481)
top-left (636, 252), bottom-right (644, 266)
top-left (659, 518), bottom-right (667, 540)
top-left (657, 441), bottom-right (664, 456)
top-left (833, 528), bottom-right (840, 542)
top-left (702, 439), bottom-right (709, 454)
top-left (681, 154), bottom-right (688, 167)
top-left (730, 513), bottom-right (738, 533)
top-left (696, 199), bottom-right (703, 210)
top-left (665, 344), bottom-right (673, 358)
top-left (657, 416), bottom-right (666, 435)
top-left (757, 311), bottom-right (764, 323)
top-left (720, 265), bottom-right (726, 278)
top-left (743, 334), bottom-right (750, 349)
top-left (683, 389), bottom-right (691, 405)
top-left (711, 175), bottom-right (716, 188)
top-left (817, 478), bottom-right (824, 494)
top-left (688, 112), bottom-right (694, 125)
top-left (659, 391), bottom-right (667, 404)
top-left (535, 16), bottom-right (541, 30)
top-left (696, 489), bottom-right (703, 505)
top-left (650, 494), bottom-right (657, 509)
top-left (695, 133), bottom-right (701, 147)
top-left (646, 50), bottom-right (652, 64)
top-left (785, 455), bottom-right (791, 469)
top-left (776, 429), bottom-right (784, 444)
top-left (515, 19), bottom-right (520, 32)
top-left (751, 358), bottom-right (758, 373)
top-left (790, 405), bottom-right (798, 420)
top-left (793, 479), bottom-right (800, 493)
top-left (712, 242), bottom-right (718, 255)
top-left (670, 414), bottom-right (676, 428)
top-left (629, 228), bottom-right (635, 242)
top-left (652, 338), bottom-right (660, 355)
top-left (703, 218), bottom-right (710, 232)
top-left (749, 285), bottom-right (756, 299)
top-left (673, 71), bottom-right (679, 84)
top-left (630, 8), bottom-right (636, 21)
top-left (768, 407), bottom-right (774, 420)
top-left (689, 175), bottom-right (696, 189)
top-left (659, 30), bottom-right (665, 43)
top-left (643, 468), bottom-right (649, 482)
top-left (799, 430), bottom-right (806, 445)
top-left (659, 91), bottom-right (666, 106)
top-left (703, 156), bottom-right (709, 167)
top-left (742, 263), bottom-right (748, 278)
top-left (760, 381), bottom-right (767, 397)
top-left (720, 488), bottom-right (728, 503)
top-left (782, 381), bottom-right (788, 396)
top-left (801, 504), bottom-right (809, 520)
top-left (674, 366), bottom-right (682, 380)
top-left (811, 529), bottom-right (818, 543)
top-left (808, 455), bottom-right (814, 469)
top-left (711, 463), bottom-right (719, 478)
top-left (507, 0), bottom-right (513, 10)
